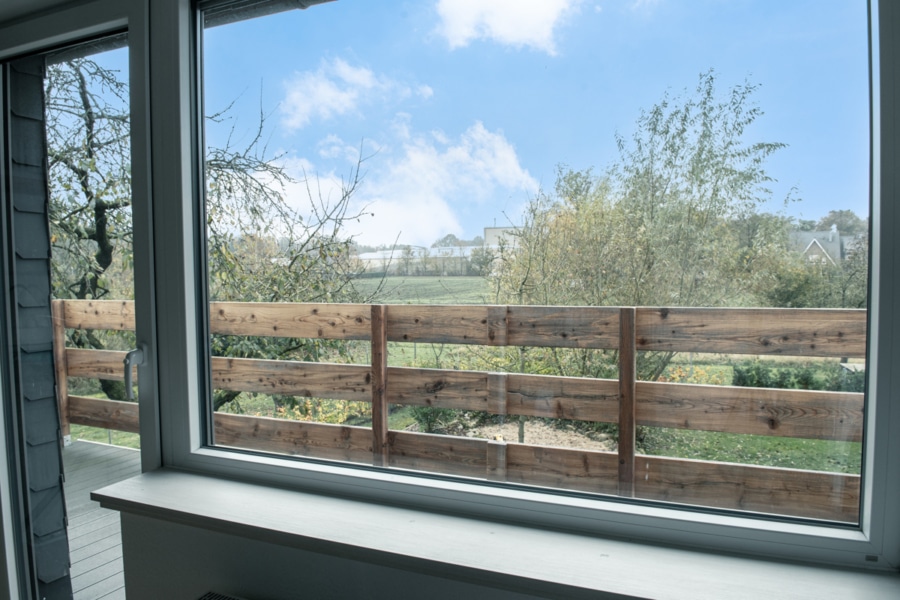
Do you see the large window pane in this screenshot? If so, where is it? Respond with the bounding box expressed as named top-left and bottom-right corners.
top-left (200, 1), bottom-right (868, 522)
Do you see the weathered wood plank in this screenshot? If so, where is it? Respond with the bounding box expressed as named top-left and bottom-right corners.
top-left (634, 455), bottom-right (860, 523)
top-left (387, 367), bottom-right (490, 412)
top-left (211, 357), bottom-right (370, 401)
top-left (388, 367), bottom-right (620, 422)
top-left (389, 430), bottom-right (486, 478)
top-left (506, 305), bottom-right (620, 349)
top-left (636, 381), bottom-right (864, 442)
top-left (635, 307), bottom-right (867, 358)
top-left (505, 444), bottom-right (619, 495)
top-left (505, 373), bottom-right (618, 423)
top-left (68, 396), bottom-right (139, 433)
top-left (386, 304), bottom-right (500, 345)
top-left (65, 347), bottom-right (863, 442)
top-left (62, 299), bottom-right (135, 331)
top-left (52, 300), bottom-right (69, 437)
top-left (66, 348), bottom-right (132, 381)
top-left (210, 302), bottom-right (371, 340)
top-left (213, 413), bottom-right (373, 463)
top-left (487, 440), bottom-right (507, 481)
top-left (371, 305), bottom-right (389, 466)
top-left (618, 307), bottom-right (636, 497)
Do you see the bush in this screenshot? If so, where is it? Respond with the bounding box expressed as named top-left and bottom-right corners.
top-left (732, 360), bottom-right (865, 393)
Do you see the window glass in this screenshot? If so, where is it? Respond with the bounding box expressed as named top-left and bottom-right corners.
top-left (200, 1), bottom-right (868, 523)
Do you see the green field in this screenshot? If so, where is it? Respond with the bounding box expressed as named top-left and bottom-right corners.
top-left (354, 275), bottom-right (492, 304)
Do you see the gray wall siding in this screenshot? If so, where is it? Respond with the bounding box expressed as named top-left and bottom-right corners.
top-left (7, 55), bottom-right (71, 599)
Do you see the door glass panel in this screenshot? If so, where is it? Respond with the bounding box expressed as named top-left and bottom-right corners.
top-left (45, 36), bottom-right (139, 448)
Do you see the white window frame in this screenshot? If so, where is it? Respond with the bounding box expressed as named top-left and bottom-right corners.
top-left (2, 0), bottom-right (898, 573)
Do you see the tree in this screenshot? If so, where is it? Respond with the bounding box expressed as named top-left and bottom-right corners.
top-left (493, 71), bottom-right (787, 381)
top-left (469, 246), bottom-right (495, 276)
top-left (765, 233), bottom-right (868, 309)
top-left (816, 209), bottom-right (867, 236)
top-left (431, 233), bottom-right (461, 248)
top-left (46, 57), bottom-right (370, 407)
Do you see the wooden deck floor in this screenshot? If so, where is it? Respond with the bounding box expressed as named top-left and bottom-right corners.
top-left (63, 441), bottom-right (141, 600)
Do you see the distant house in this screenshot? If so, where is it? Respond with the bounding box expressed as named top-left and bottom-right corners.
top-left (483, 226), bottom-right (519, 248)
top-left (789, 226), bottom-right (860, 265)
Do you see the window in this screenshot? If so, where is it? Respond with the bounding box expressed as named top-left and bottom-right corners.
top-left (30, 0), bottom-right (886, 571)
top-left (194, 0), bottom-right (875, 528)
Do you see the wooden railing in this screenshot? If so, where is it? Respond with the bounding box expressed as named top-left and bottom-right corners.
top-left (51, 299), bottom-right (866, 522)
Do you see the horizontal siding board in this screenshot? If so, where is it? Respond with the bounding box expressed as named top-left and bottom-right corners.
top-left (24, 397), bottom-right (62, 444)
top-left (505, 444), bottom-right (619, 495)
top-left (386, 304), bottom-right (494, 345)
top-left (18, 306), bottom-right (53, 352)
top-left (210, 302), bottom-right (370, 339)
top-left (67, 396), bottom-right (140, 433)
top-left (11, 163), bottom-right (47, 214)
top-left (31, 487), bottom-right (66, 537)
top-left (14, 212), bottom-right (50, 259)
top-left (635, 307), bottom-right (867, 358)
top-left (10, 116), bottom-right (44, 166)
top-left (20, 350), bottom-right (55, 399)
top-left (15, 257), bottom-right (51, 306)
top-left (387, 367), bottom-right (490, 411)
top-left (10, 69), bottom-right (43, 120)
top-left (214, 413), bottom-right (373, 463)
top-left (507, 305), bottom-right (620, 349)
top-left (389, 430), bottom-right (486, 478)
top-left (636, 381), bottom-right (864, 441)
top-left (33, 530), bottom-right (70, 583)
top-left (634, 455), bottom-right (859, 522)
top-left (211, 357), bottom-right (371, 401)
top-left (63, 300), bottom-right (135, 331)
top-left (66, 348), bottom-right (129, 381)
top-left (26, 441), bottom-right (62, 492)
top-left (507, 373), bottom-right (619, 422)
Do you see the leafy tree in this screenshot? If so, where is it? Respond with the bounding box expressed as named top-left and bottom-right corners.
top-left (493, 71), bottom-right (786, 381)
top-left (46, 57), bottom-right (370, 408)
top-left (816, 209), bottom-right (867, 236)
top-left (469, 246), bottom-right (495, 276)
top-left (765, 233), bottom-right (868, 309)
top-left (431, 233), bottom-right (461, 248)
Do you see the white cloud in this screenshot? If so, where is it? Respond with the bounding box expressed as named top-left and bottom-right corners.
top-left (281, 59), bottom-right (431, 130)
top-left (315, 134), bottom-right (367, 163)
top-left (435, 0), bottom-right (580, 55)
top-left (346, 121), bottom-right (538, 246)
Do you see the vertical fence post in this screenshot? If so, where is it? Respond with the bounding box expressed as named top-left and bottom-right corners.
top-left (371, 304), bottom-right (390, 467)
top-left (618, 307), bottom-right (636, 497)
top-left (51, 300), bottom-right (71, 445)
top-left (487, 440), bottom-right (508, 481)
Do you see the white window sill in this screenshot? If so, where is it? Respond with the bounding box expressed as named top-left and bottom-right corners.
top-left (92, 470), bottom-right (900, 599)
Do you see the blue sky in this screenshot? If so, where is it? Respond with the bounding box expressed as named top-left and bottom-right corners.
top-left (201, 0), bottom-right (870, 247)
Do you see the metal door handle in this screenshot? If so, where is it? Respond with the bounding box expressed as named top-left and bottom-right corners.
top-left (123, 344), bottom-right (147, 401)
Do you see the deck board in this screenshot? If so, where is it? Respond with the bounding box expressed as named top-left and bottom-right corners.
top-left (63, 441), bottom-right (141, 600)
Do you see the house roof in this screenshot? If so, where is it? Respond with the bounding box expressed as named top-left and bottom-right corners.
top-left (790, 229), bottom-right (845, 263)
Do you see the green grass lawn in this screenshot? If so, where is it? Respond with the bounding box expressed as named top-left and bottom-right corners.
top-left (639, 428), bottom-right (861, 474)
top-left (354, 275), bottom-right (492, 304)
top-left (69, 424), bottom-right (140, 449)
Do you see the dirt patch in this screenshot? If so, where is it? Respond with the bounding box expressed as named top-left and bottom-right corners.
top-left (468, 421), bottom-right (615, 452)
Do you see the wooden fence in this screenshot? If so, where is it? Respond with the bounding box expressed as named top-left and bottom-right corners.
top-left (51, 299), bottom-right (866, 522)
